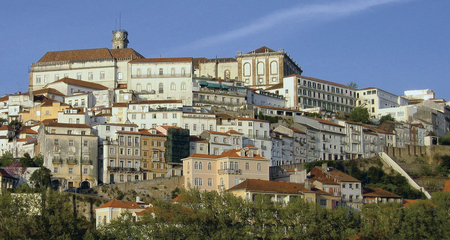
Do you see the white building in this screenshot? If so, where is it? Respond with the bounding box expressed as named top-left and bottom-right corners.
top-left (355, 87), bottom-right (408, 120)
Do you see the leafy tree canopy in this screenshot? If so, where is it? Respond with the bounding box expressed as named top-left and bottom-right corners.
top-left (0, 151), bottom-right (15, 167)
top-left (30, 166), bottom-right (52, 189)
top-left (379, 114), bottom-right (395, 125)
top-left (347, 82), bottom-right (358, 89)
top-left (349, 107), bottom-right (370, 124)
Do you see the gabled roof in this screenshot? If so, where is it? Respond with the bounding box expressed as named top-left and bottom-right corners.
top-left (189, 136), bottom-right (207, 143)
top-left (309, 166), bottom-right (360, 183)
top-left (129, 99), bottom-right (182, 104)
top-left (0, 125), bottom-right (12, 131)
top-left (228, 179), bottom-right (327, 194)
top-left (247, 46), bottom-right (276, 54)
top-left (33, 88), bottom-right (65, 96)
top-left (96, 199), bottom-right (143, 210)
top-left (48, 78), bottom-right (108, 90)
top-left (43, 121), bottom-right (91, 129)
top-left (363, 187), bottom-right (401, 198)
top-left (40, 98), bottom-right (69, 107)
top-left (37, 48), bottom-right (144, 63)
top-left (187, 148), bottom-right (265, 160)
top-left (265, 82), bottom-right (284, 90)
top-left (19, 127), bottom-right (38, 134)
top-left (315, 118), bottom-right (344, 128)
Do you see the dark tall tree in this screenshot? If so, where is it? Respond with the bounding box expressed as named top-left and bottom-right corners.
top-left (30, 166), bottom-right (52, 189)
top-left (349, 107), bottom-right (370, 124)
top-left (379, 114), bottom-right (395, 125)
top-left (347, 82), bottom-right (358, 89)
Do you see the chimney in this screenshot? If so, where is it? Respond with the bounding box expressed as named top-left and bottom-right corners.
top-left (322, 163), bottom-right (328, 173)
top-left (304, 178), bottom-right (311, 190)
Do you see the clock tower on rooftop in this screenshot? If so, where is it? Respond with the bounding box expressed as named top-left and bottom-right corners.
top-left (112, 30), bottom-right (129, 49)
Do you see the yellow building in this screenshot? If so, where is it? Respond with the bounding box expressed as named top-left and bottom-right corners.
top-left (21, 98), bottom-right (69, 123)
top-left (140, 129), bottom-right (167, 180)
top-left (95, 198), bottom-right (147, 228)
top-left (227, 179), bottom-right (333, 209)
top-left (182, 146), bottom-right (270, 191)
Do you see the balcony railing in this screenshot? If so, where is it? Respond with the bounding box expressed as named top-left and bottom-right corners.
top-left (152, 157), bottom-right (160, 162)
top-left (52, 158), bottom-right (63, 164)
top-left (81, 160), bottom-right (93, 165)
top-left (67, 159), bottom-right (77, 165)
top-left (218, 169), bottom-right (242, 175)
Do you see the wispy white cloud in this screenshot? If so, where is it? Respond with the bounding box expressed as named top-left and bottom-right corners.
top-left (178, 0), bottom-right (408, 53)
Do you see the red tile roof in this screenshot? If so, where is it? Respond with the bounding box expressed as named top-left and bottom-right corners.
top-left (363, 187), bottom-right (401, 198)
top-left (309, 166), bottom-right (360, 183)
top-left (189, 136), bottom-right (207, 142)
top-left (247, 46), bottom-right (276, 54)
top-left (265, 82), bottom-right (284, 90)
top-left (129, 57), bottom-right (193, 63)
top-left (187, 148), bottom-right (265, 160)
top-left (49, 78), bottom-right (108, 90)
top-left (33, 88), bottom-right (65, 96)
top-left (228, 179), bottom-right (328, 195)
top-left (38, 48), bottom-right (144, 63)
top-left (234, 116), bottom-right (269, 122)
top-left (129, 99), bottom-right (183, 104)
top-left (96, 199), bottom-right (143, 210)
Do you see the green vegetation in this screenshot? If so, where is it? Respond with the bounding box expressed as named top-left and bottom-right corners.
top-left (378, 113), bottom-right (396, 125)
top-left (348, 107), bottom-right (370, 124)
top-left (94, 189), bottom-right (450, 239)
top-left (257, 111), bottom-right (283, 123)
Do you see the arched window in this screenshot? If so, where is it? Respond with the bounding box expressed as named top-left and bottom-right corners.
top-left (220, 177), bottom-right (224, 186)
top-left (137, 68), bottom-right (141, 77)
top-left (270, 61), bottom-right (278, 75)
top-left (194, 161), bottom-right (198, 169)
top-left (230, 161), bottom-right (234, 170)
top-left (170, 82), bottom-right (176, 91)
top-left (235, 162), bottom-right (238, 170)
top-left (159, 83), bottom-right (164, 93)
top-left (181, 68), bottom-right (186, 76)
top-left (136, 83), bottom-right (141, 92)
top-left (257, 163), bottom-right (261, 171)
top-left (171, 68), bottom-right (175, 76)
top-left (208, 162), bottom-right (212, 170)
top-left (224, 69), bottom-right (230, 80)
top-left (159, 68), bottom-right (163, 75)
top-left (147, 68), bottom-right (151, 77)
top-left (245, 162), bottom-right (249, 170)
top-left (198, 162), bottom-right (202, 169)
top-left (257, 62), bottom-right (264, 75)
top-left (181, 82), bottom-right (186, 90)
top-left (147, 83), bottom-right (152, 92)
top-left (243, 63), bottom-right (251, 76)
top-left (187, 162), bottom-right (190, 170)
top-left (220, 162), bottom-right (223, 169)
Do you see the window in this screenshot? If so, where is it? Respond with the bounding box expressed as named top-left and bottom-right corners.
top-left (67, 130), bottom-right (72, 135)
top-left (118, 72), bottom-right (123, 80)
top-left (159, 68), bottom-right (163, 75)
top-left (69, 168), bottom-right (73, 174)
top-left (36, 75), bottom-right (41, 84)
top-left (54, 139), bottom-right (59, 145)
top-left (198, 162), bottom-right (203, 169)
top-left (77, 73), bottom-right (82, 80)
top-left (109, 148), bottom-right (114, 154)
top-left (170, 83), bottom-right (176, 91)
top-left (84, 140), bottom-right (88, 146)
top-left (257, 163), bottom-right (261, 171)
top-left (246, 162), bottom-right (249, 170)
top-left (181, 82), bottom-right (186, 90)
top-left (208, 178), bottom-right (213, 186)
top-left (159, 83), bottom-right (164, 93)
top-left (69, 140), bottom-right (74, 146)
top-left (84, 168), bottom-right (88, 174)
top-left (88, 72), bottom-right (93, 80)
top-left (54, 167), bottom-right (59, 173)
top-left (208, 162), bottom-right (212, 170)
top-left (100, 71), bottom-right (105, 79)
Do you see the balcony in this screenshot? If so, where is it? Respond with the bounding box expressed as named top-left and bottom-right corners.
top-left (218, 169), bottom-right (242, 175)
top-left (67, 159), bottom-right (78, 165)
top-left (52, 158), bottom-right (63, 164)
top-left (81, 160), bottom-right (93, 165)
top-left (152, 157), bottom-right (160, 162)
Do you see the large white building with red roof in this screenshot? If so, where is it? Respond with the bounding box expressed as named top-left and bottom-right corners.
top-left (182, 146), bottom-right (270, 191)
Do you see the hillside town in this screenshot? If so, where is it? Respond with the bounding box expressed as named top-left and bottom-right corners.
top-left (0, 30), bottom-right (449, 238)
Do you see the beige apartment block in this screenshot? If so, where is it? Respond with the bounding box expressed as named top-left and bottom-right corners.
top-left (182, 146), bottom-right (270, 191)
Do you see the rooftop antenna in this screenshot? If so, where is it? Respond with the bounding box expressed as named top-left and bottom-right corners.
top-left (119, 11), bottom-right (122, 30)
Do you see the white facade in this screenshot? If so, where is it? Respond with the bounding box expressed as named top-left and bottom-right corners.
top-left (356, 87), bottom-right (408, 120)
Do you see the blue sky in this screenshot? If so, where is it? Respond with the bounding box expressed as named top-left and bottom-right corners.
top-left (1, 0), bottom-right (449, 100)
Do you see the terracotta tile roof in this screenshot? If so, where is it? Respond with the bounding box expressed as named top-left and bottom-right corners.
top-left (0, 95), bottom-right (9, 102)
top-left (186, 148), bottom-right (265, 160)
top-left (129, 57), bottom-right (193, 63)
top-left (49, 78), bottom-right (108, 90)
top-left (265, 82), bottom-right (284, 90)
top-left (309, 166), bottom-right (360, 183)
top-left (247, 46), bottom-right (276, 54)
top-left (96, 199), bottom-right (143, 210)
top-left (38, 48), bottom-right (144, 63)
top-left (0, 125), bottom-right (12, 131)
top-left (19, 127), bottom-right (37, 134)
top-left (402, 199), bottom-right (419, 207)
top-left (228, 179), bottom-right (328, 195)
top-left (289, 75), bottom-right (352, 89)
top-left (204, 130), bottom-right (236, 136)
top-left (43, 121), bottom-right (91, 129)
top-left (189, 136), bottom-right (207, 142)
top-left (315, 118), bottom-right (344, 128)
top-left (40, 98), bottom-right (69, 107)
top-left (129, 99), bottom-right (183, 104)
top-left (363, 187), bottom-right (401, 198)
top-left (33, 88), bottom-right (65, 96)
top-left (112, 103), bottom-right (129, 107)
top-left (444, 180), bottom-right (450, 192)
top-left (289, 127), bottom-right (305, 134)
top-left (16, 137), bottom-right (34, 142)
top-left (117, 130), bottom-right (140, 134)
top-left (139, 129), bottom-right (164, 136)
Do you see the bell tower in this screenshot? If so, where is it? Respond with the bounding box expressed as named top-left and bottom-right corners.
top-left (112, 30), bottom-right (129, 49)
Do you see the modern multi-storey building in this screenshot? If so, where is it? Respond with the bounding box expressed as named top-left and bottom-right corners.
top-left (355, 87), bottom-right (408, 120)
top-left (283, 75), bottom-right (356, 113)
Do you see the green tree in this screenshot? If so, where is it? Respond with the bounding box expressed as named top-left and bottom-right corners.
top-left (0, 151), bottom-right (15, 167)
top-left (379, 114), bottom-right (395, 125)
top-left (30, 166), bottom-right (52, 189)
top-left (33, 154), bottom-right (44, 167)
top-left (349, 107), bottom-right (370, 124)
top-left (348, 82), bottom-right (358, 89)
top-left (20, 153), bottom-right (36, 167)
